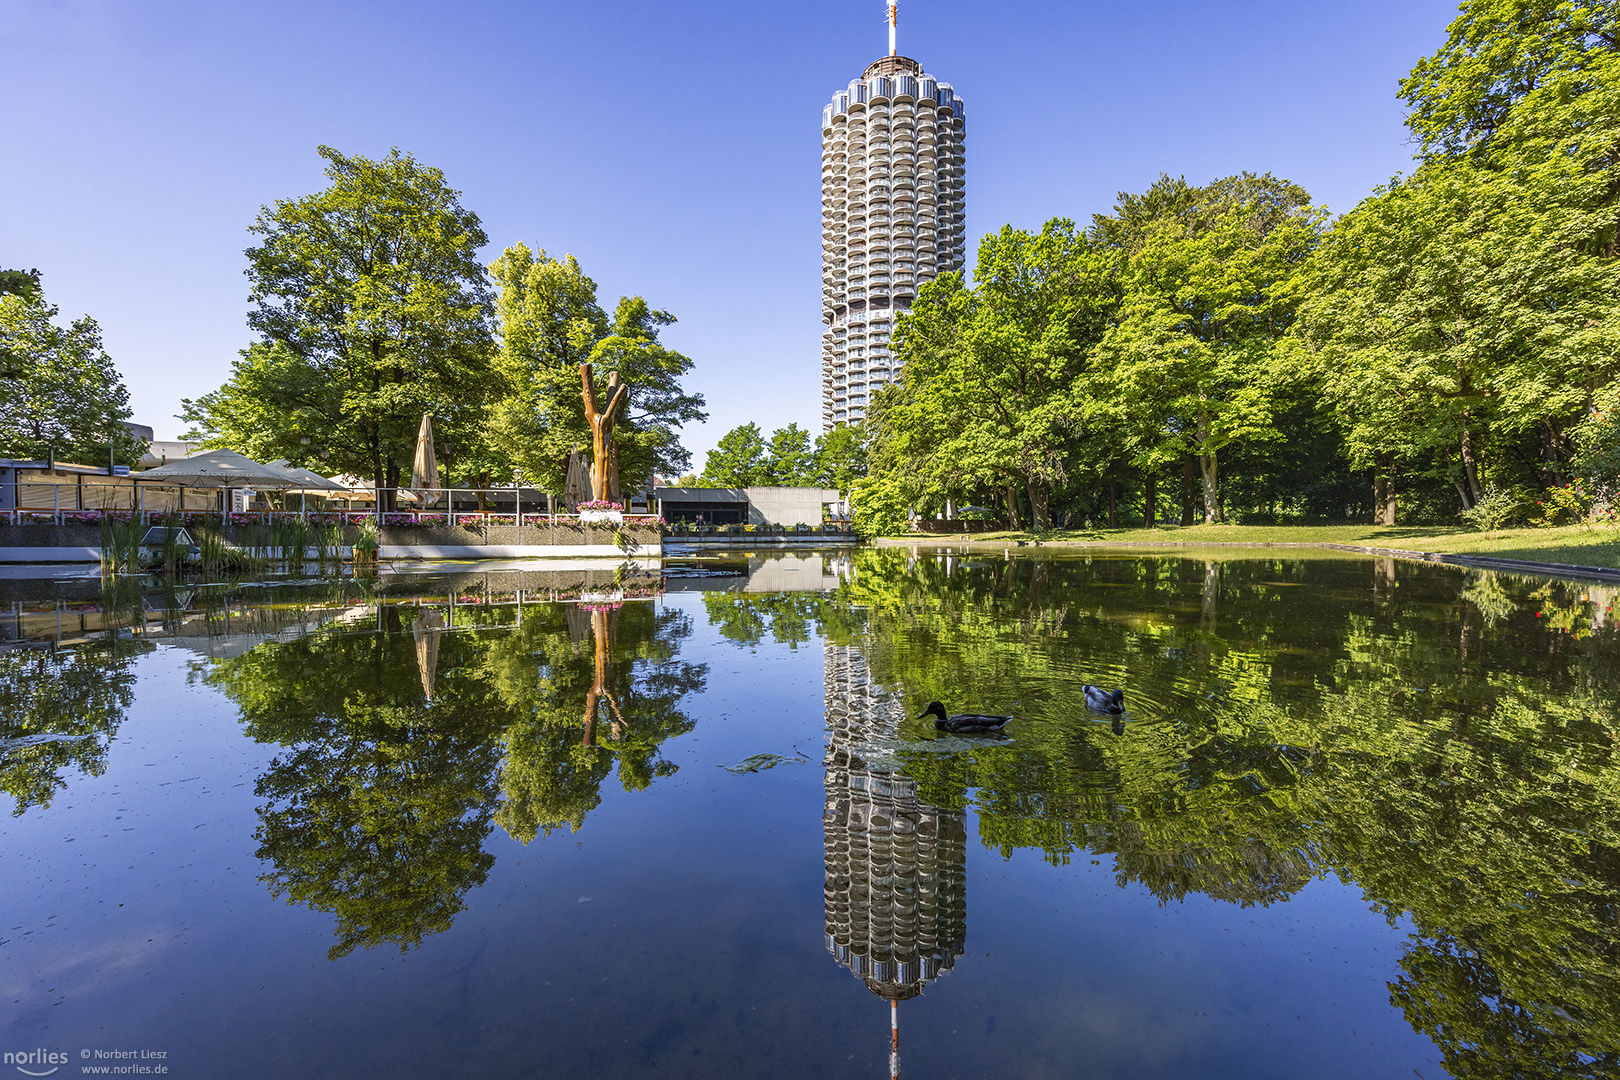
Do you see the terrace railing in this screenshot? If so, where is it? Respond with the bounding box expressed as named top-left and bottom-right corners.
top-left (2, 483), bottom-right (853, 535)
top-left (1, 484), bottom-right (663, 528)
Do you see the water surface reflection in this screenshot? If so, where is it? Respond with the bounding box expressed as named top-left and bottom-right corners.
top-left (800, 549), bottom-right (1620, 1079)
top-left (2, 550), bottom-right (1618, 1078)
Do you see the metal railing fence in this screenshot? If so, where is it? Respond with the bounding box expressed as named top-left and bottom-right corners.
top-left (1, 484), bottom-right (663, 528)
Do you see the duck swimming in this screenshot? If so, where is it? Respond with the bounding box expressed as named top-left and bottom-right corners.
top-left (1083, 685), bottom-right (1125, 714)
top-left (917, 701), bottom-right (1012, 735)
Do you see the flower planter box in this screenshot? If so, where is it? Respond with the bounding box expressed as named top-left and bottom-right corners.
top-left (579, 509), bottom-right (624, 525)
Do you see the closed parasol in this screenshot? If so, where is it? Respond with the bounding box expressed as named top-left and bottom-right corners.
top-left (410, 414), bottom-right (442, 507)
top-left (564, 447), bottom-right (588, 512)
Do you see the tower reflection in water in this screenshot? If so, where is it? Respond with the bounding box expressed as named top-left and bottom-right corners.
top-left (822, 644), bottom-right (967, 1076)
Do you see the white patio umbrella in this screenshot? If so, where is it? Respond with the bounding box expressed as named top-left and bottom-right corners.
top-left (323, 475), bottom-right (420, 502)
top-left (265, 460), bottom-right (346, 514)
top-left (136, 449), bottom-right (305, 488)
top-left (564, 447), bottom-right (587, 512)
top-left (410, 414), bottom-right (442, 507)
top-left (136, 449), bottom-right (305, 514)
top-left (267, 461), bottom-right (347, 494)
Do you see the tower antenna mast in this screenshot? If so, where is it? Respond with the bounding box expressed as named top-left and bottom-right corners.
top-left (887, 1), bottom-right (897, 56)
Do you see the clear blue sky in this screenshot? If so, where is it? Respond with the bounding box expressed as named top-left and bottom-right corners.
top-left (2, 0), bottom-right (1458, 468)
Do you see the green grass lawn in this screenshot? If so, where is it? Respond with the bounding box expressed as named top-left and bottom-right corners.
top-left (893, 522), bottom-right (1620, 568)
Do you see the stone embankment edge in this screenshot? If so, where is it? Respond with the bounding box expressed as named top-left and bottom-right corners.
top-left (874, 537), bottom-right (1620, 584)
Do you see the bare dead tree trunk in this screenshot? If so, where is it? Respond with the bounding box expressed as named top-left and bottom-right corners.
top-left (581, 364), bottom-right (628, 503)
top-left (582, 608), bottom-right (612, 747)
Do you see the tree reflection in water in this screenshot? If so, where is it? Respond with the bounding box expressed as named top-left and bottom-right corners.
top-left (0, 638), bottom-right (152, 815)
top-left (0, 578), bottom-right (157, 815)
top-left (208, 605), bottom-right (506, 959)
top-left (203, 591), bottom-right (705, 959)
top-left (708, 548), bottom-right (1620, 1080)
top-left (490, 601), bottom-right (707, 841)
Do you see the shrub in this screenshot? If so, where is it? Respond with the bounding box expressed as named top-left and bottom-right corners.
top-left (1459, 486), bottom-right (1521, 531)
top-left (851, 475), bottom-right (911, 538)
top-left (1530, 479), bottom-right (1592, 528)
top-left (1573, 386), bottom-right (1620, 490)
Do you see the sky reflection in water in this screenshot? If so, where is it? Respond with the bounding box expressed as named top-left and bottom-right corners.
top-left (2, 549), bottom-right (1618, 1079)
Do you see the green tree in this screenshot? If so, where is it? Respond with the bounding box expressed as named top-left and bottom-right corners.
top-left (488, 243), bottom-right (706, 495)
top-left (1296, 38), bottom-right (1620, 508)
top-left (762, 422), bottom-right (817, 486)
top-left (814, 422), bottom-right (867, 500)
top-left (794, 545), bottom-right (1620, 1076)
top-left (0, 267), bottom-right (40, 302)
top-left (861, 218), bottom-right (1116, 532)
top-left (0, 638), bottom-right (151, 816)
top-left (700, 422), bottom-right (769, 487)
top-left (1088, 174), bottom-right (1324, 523)
top-left (483, 603), bottom-right (707, 841)
top-left (181, 146), bottom-right (497, 507)
top-left (0, 288), bottom-right (139, 464)
top-left (1401, 0), bottom-right (1619, 161)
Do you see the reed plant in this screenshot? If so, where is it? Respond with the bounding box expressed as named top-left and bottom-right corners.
top-left (99, 515), bottom-right (144, 576)
top-left (194, 526), bottom-right (263, 575)
top-left (278, 517), bottom-right (311, 572)
top-left (155, 520), bottom-right (184, 574)
top-left (312, 524), bottom-right (346, 572)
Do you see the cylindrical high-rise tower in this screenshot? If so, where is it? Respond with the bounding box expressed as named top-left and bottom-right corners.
top-left (820, 16), bottom-right (966, 430)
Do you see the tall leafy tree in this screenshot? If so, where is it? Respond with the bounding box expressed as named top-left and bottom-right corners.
top-left (699, 422), bottom-right (769, 487)
top-left (1296, 10), bottom-right (1620, 509)
top-left (762, 422), bottom-right (817, 485)
top-left (181, 146), bottom-right (497, 506)
top-left (0, 636), bottom-right (151, 815)
top-left (0, 286), bottom-right (138, 464)
top-left (814, 422), bottom-right (868, 499)
top-left (0, 267), bottom-right (41, 302)
top-left (486, 603), bottom-right (707, 840)
top-left (862, 219), bottom-right (1115, 531)
top-left (1401, 0), bottom-right (1619, 161)
top-left (488, 243), bottom-right (706, 495)
top-left (1087, 174), bottom-right (1324, 523)
top-left (207, 612), bottom-right (509, 960)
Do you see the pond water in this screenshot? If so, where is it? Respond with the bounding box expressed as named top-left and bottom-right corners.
top-left (2, 549), bottom-right (1618, 1079)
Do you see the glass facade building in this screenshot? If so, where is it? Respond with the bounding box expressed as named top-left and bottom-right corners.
top-left (821, 54), bottom-right (966, 429)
